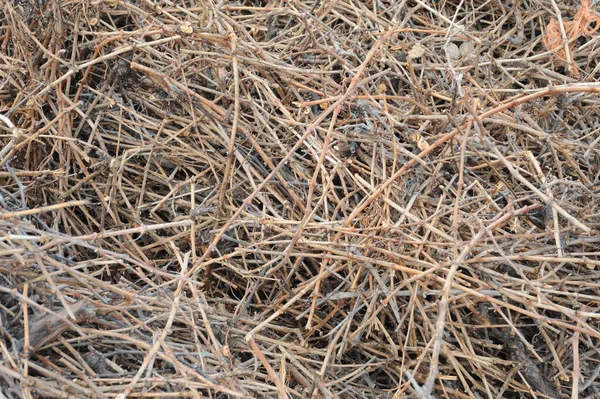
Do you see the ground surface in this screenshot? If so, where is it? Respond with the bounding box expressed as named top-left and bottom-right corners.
top-left (1, 0), bottom-right (600, 398)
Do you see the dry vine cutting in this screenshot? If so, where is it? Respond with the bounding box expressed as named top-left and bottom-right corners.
top-left (1, 0), bottom-right (600, 398)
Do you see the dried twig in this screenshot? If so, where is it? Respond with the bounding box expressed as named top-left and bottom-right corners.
top-left (1, 0), bottom-right (599, 398)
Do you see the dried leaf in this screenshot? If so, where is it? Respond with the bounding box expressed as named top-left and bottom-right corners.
top-left (180, 22), bottom-right (193, 34)
top-left (417, 137), bottom-right (429, 150)
top-left (408, 42), bottom-right (425, 59)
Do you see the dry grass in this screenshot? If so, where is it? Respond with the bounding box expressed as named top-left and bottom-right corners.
top-left (1, 0), bottom-right (600, 398)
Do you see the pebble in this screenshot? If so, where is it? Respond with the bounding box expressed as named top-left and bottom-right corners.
top-left (447, 43), bottom-right (461, 60)
top-left (460, 41), bottom-right (475, 58)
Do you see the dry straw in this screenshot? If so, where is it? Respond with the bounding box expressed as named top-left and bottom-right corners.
top-left (1, 0), bottom-right (600, 398)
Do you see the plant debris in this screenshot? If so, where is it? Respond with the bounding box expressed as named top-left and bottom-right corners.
top-left (1, 0), bottom-right (600, 398)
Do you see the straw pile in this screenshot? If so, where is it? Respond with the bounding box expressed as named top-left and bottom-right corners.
top-left (1, 0), bottom-right (600, 398)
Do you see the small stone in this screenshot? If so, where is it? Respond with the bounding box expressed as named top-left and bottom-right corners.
top-left (460, 41), bottom-right (475, 58)
top-left (447, 43), bottom-right (461, 60)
